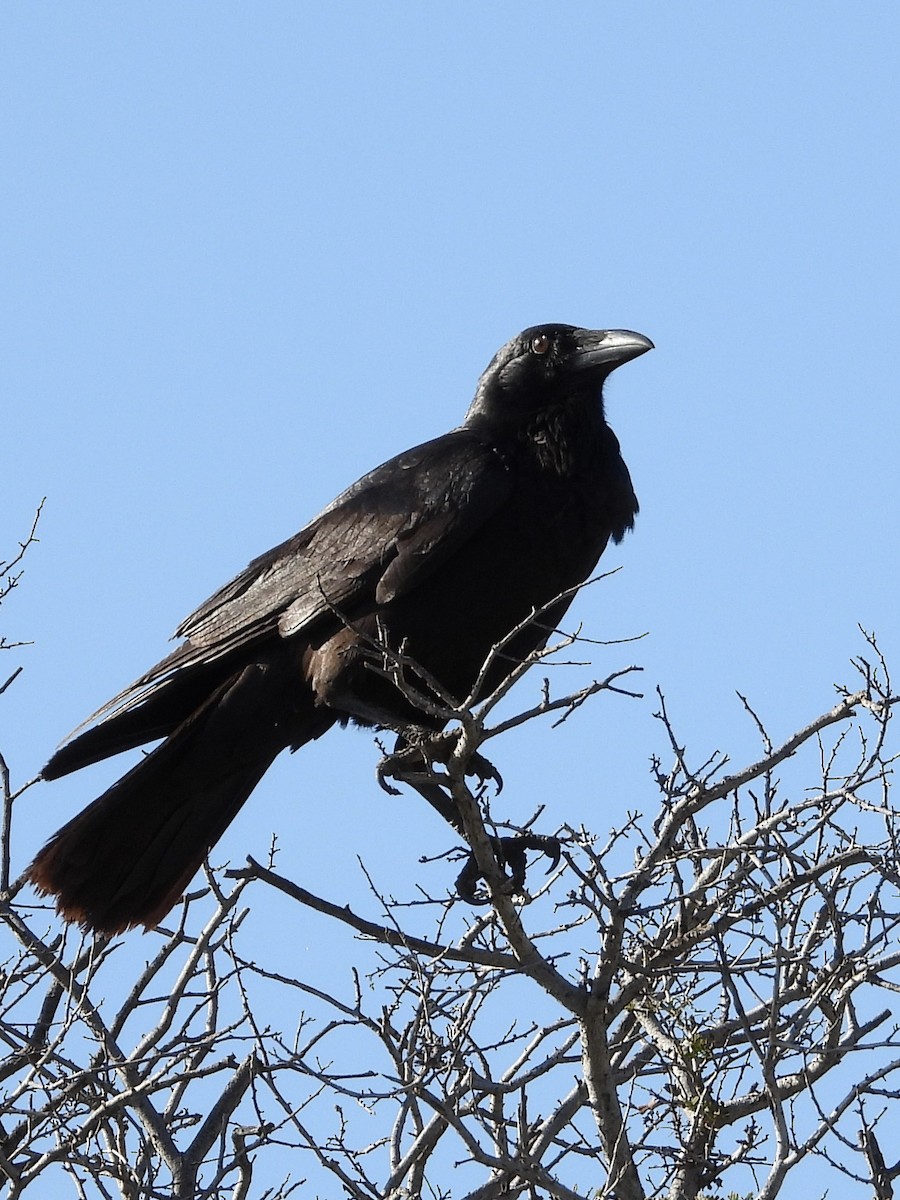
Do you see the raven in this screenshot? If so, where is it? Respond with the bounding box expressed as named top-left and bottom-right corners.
top-left (29, 323), bottom-right (652, 933)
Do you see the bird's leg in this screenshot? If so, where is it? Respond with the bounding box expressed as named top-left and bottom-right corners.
top-left (377, 730), bottom-right (560, 903)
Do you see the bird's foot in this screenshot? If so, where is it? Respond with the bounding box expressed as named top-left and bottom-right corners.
top-left (377, 729), bottom-right (503, 796)
top-left (455, 833), bottom-right (561, 905)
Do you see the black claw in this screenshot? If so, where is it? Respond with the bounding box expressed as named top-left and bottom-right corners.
top-left (472, 753), bottom-right (503, 794)
top-left (376, 759), bottom-right (403, 796)
top-left (530, 833), bottom-right (562, 874)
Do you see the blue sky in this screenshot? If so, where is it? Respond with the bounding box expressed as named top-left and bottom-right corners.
top-left (3, 4), bottom-right (899, 1193)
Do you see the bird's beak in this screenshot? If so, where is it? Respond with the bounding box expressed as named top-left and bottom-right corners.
top-left (572, 328), bottom-right (654, 373)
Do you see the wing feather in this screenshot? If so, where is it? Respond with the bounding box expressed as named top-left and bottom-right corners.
top-left (80, 429), bottom-right (513, 729)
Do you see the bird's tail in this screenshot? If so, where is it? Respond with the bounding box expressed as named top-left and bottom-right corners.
top-left (29, 661), bottom-right (333, 934)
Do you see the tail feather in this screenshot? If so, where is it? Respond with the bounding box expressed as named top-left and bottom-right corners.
top-left (42, 648), bottom-right (245, 781)
top-left (29, 662), bottom-right (334, 933)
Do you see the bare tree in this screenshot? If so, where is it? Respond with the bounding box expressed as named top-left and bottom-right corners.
top-left (2, 512), bottom-right (900, 1198)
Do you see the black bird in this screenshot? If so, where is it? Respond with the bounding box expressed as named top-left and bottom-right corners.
top-left (29, 323), bottom-right (652, 933)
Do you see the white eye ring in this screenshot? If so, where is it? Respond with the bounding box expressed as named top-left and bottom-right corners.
top-left (531, 333), bottom-right (550, 355)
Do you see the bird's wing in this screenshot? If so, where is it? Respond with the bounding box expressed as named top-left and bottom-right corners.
top-left (183, 427), bottom-right (513, 651)
top-left (60, 429), bottom-right (514, 739)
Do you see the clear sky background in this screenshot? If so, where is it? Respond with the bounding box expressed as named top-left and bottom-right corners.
top-left (3, 5), bottom-right (899, 1195)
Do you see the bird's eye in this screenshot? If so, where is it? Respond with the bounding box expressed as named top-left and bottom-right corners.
top-left (531, 333), bottom-right (551, 355)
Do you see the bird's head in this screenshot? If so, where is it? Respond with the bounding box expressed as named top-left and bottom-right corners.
top-left (465, 324), bottom-right (653, 425)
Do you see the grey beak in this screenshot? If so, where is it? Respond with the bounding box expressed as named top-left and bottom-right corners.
top-left (573, 328), bottom-right (654, 372)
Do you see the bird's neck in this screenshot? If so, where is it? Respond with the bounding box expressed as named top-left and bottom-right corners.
top-left (519, 391), bottom-right (606, 475)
